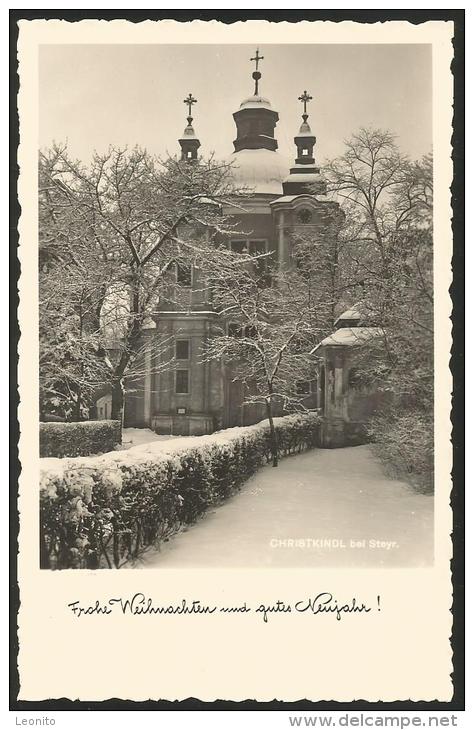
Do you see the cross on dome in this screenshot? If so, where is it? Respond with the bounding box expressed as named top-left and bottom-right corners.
top-left (250, 48), bottom-right (264, 72)
top-left (250, 48), bottom-right (264, 95)
top-left (183, 92), bottom-right (197, 119)
top-left (298, 90), bottom-right (313, 120)
top-left (179, 92), bottom-right (200, 162)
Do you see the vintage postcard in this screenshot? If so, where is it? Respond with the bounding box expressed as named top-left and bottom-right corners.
top-left (13, 15), bottom-right (460, 707)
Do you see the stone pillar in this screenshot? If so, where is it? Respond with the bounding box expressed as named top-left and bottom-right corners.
top-left (334, 366), bottom-right (343, 405)
top-left (278, 211), bottom-right (286, 270)
top-left (143, 342), bottom-right (152, 427)
top-left (334, 352), bottom-right (346, 418)
top-left (203, 320), bottom-right (210, 414)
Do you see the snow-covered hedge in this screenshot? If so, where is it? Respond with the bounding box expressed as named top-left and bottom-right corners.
top-left (367, 409), bottom-right (434, 494)
top-left (40, 413), bottom-right (321, 569)
top-left (40, 420), bottom-right (122, 458)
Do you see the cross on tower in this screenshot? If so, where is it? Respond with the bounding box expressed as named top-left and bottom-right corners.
top-left (183, 93), bottom-right (197, 118)
top-left (250, 48), bottom-right (264, 72)
top-left (250, 49), bottom-right (264, 95)
top-left (298, 90), bottom-right (313, 117)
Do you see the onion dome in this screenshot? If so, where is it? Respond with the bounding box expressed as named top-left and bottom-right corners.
top-left (228, 147), bottom-right (289, 195)
top-left (238, 94), bottom-right (273, 111)
top-left (228, 49), bottom-right (288, 194)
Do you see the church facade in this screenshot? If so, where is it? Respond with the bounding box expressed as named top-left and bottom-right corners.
top-left (96, 53), bottom-right (380, 445)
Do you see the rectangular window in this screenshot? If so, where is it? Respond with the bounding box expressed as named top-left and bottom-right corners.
top-left (176, 263), bottom-right (192, 286)
top-left (244, 324), bottom-right (257, 339)
top-left (251, 241), bottom-right (271, 284)
top-left (176, 339), bottom-right (190, 360)
top-left (230, 239), bottom-right (268, 256)
top-left (227, 322), bottom-right (242, 338)
top-left (296, 381), bottom-right (311, 396)
top-left (175, 369), bottom-right (189, 394)
top-left (230, 239), bottom-right (271, 285)
top-left (249, 240), bottom-right (267, 256)
top-left (230, 240), bottom-right (248, 254)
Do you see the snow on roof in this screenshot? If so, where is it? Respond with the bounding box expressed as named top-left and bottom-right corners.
top-left (295, 123), bottom-right (315, 138)
top-left (310, 327), bottom-right (384, 353)
top-left (239, 94), bottom-right (273, 110)
top-left (179, 123), bottom-right (199, 140)
top-left (269, 195), bottom-right (299, 204)
top-left (269, 194), bottom-right (323, 206)
top-left (229, 148), bottom-right (289, 195)
top-left (334, 304), bottom-right (363, 325)
top-left (181, 131), bottom-right (198, 140)
top-left (291, 163), bottom-right (321, 171)
top-left (283, 172), bottom-right (324, 184)
top-left (195, 195), bottom-right (219, 207)
top-left (157, 310), bottom-right (218, 316)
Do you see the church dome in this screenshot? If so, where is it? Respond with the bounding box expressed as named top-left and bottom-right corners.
top-left (295, 119), bottom-right (314, 138)
top-left (181, 122), bottom-right (198, 140)
top-left (239, 93), bottom-right (273, 110)
top-left (228, 148), bottom-right (289, 195)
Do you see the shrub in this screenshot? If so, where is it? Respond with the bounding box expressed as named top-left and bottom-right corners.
top-left (39, 420), bottom-right (122, 458)
top-left (39, 413), bottom-right (321, 569)
top-left (367, 409), bottom-right (434, 494)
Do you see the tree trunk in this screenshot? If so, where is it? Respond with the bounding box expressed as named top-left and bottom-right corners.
top-left (111, 379), bottom-right (124, 422)
top-left (265, 397), bottom-right (279, 467)
top-left (39, 516), bottom-right (50, 569)
top-left (73, 391), bottom-right (82, 422)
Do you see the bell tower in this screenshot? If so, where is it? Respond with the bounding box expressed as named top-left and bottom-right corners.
top-left (282, 89), bottom-right (326, 195)
top-left (294, 91), bottom-right (316, 164)
top-left (232, 49), bottom-right (279, 153)
top-left (179, 92), bottom-right (201, 162)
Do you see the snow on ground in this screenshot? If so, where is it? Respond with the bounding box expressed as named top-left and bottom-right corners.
top-left (130, 445), bottom-right (433, 569)
top-left (40, 428), bottom-right (185, 472)
top-left (40, 418), bottom-right (287, 473)
top-left (119, 428), bottom-right (181, 449)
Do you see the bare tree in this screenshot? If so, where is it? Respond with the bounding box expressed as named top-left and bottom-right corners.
top-left (325, 130), bottom-right (433, 396)
top-left (39, 145), bottom-right (242, 419)
top-left (325, 128), bottom-right (434, 487)
top-left (201, 249), bottom-right (322, 467)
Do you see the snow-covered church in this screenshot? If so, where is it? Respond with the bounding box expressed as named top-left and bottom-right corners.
top-left (96, 52), bottom-right (381, 447)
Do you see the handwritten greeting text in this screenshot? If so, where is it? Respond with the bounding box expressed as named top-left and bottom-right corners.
top-left (67, 592), bottom-right (380, 622)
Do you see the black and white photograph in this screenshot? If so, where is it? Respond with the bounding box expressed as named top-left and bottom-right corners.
top-left (38, 41), bottom-right (434, 570)
top-left (13, 14), bottom-right (460, 708)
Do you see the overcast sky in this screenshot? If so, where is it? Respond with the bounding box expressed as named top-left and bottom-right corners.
top-left (39, 43), bottom-right (432, 166)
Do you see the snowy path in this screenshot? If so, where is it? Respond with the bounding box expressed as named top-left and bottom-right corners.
top-left (132, 446), bottom-right (434, 569)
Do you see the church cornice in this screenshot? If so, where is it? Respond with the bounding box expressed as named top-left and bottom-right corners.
top-left (269, 193), bottom-right (335, 210)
